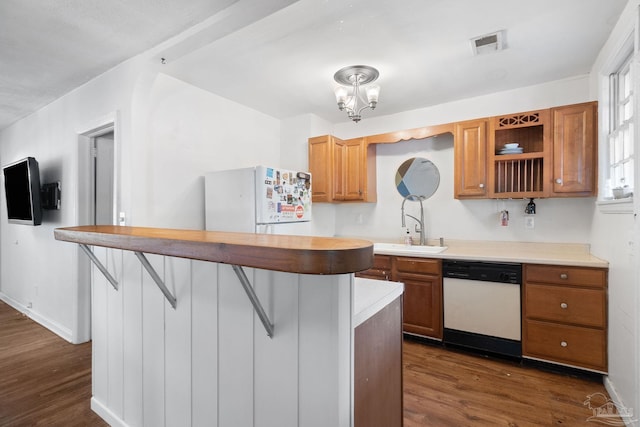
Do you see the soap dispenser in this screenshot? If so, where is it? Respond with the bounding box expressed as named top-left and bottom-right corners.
top-left (525, 198), bottom-right (536, 215)
top-left (404, 229), bottom-right (413, 246)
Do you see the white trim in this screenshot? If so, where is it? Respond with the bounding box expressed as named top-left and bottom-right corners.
top-left (597, 197), bottom-right (635, 214)
top-left (76, 111), bottom-right (119, 137)
top-left (605, 376), bottom-right (637, 427)
top-left (0, 292), bottom-right (74, 343)
top-left (91, 397), bottom-right (130, 427)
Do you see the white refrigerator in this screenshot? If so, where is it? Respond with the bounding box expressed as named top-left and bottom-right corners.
top-left (205, 166), bottom-right (312, 234)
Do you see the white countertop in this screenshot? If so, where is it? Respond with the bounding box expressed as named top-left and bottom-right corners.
top-left (353, 278), bottom-right (404, 327)
top-left (368, 239), bottom-right (608, 268)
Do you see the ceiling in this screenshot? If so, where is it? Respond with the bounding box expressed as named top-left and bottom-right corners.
top-left (0, 0), bottom-right (628, 130)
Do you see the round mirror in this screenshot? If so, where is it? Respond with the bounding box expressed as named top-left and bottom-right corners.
top-left (395, 157), bottom-right (440, 200)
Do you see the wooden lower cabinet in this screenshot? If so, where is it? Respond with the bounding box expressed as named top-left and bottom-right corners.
top-left (356, 254), bottom-right (392, 281)
top-left (354, 296), bottom-right (403, 427)
top-left (523, 320), bottom-right (606, 371)
top-left (356, 255), bottom-right (442, 340)
top-left (522, 264), bottom-right (608, 372)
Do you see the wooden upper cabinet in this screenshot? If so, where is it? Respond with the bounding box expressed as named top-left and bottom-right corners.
top-left (308, 135), bottom-right (376, 203)
top-left (308, 135), bottom-right (336, 203)
top-left (485, 102), bottom-right (596, 199)
top-left (551, 102), bottom-right (597, 196)
top-left (454, 119), bottom-right (488, 198)
top-left (310, 101), bottom-right (596, 203)
top-left (488, 108), bottom-right (551, 199)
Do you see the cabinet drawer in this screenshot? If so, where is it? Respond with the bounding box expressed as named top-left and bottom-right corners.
top-left (372, 255), bottom-right (392, 270)
top-left (525, 264), bottom-right (606, 288)
top-left (524, 284), bottom-right (605, 328)
top-left (356, 255), bottom-right (392, 280)
top-left (396, 257), bottom-right (441, 275)
top-left (356, 269), bottom-right (390, 281)
top-left (523, 320), bottom-right (606, 372)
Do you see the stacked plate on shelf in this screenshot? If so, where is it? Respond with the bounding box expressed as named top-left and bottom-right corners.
top-left (499, 142), bottom-right (523, 155)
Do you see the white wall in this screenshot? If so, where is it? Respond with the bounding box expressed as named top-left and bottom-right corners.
top-left (134, 72), bottom-right (282, 229)
top-left (0, 56), bottom-right (144, 342)
top-left (588, 1), bottom-right (640, 423)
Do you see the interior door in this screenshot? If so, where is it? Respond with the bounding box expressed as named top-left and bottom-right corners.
top-left (92, 132), bottom-right (115, 225)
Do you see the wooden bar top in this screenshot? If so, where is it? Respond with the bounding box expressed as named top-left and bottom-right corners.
top-left (55, 226), bottom-right (374, 275)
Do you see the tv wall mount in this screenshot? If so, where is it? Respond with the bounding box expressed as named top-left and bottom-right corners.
top-left (41, 182), bottom-right (61, 210)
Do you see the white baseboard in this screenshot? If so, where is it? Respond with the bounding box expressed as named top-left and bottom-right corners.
top-left (91, 398), bottom-right (130, 427)
top-left (604, 376), bottom-right (638, 427)
top-left (0, 292), bottom-right (74, 343)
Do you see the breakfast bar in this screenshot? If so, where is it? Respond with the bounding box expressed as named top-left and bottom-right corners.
top-left (54, 226), bottom-right (402, 427)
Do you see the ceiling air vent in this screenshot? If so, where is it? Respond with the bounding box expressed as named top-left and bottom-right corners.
top-left (470, 31), bottom-right (505, 55)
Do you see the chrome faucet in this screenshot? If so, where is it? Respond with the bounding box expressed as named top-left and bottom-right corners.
top-left (401, 194), bottom-right (425, 245)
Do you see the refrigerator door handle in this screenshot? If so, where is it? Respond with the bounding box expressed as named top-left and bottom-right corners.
top-left (231, 265), bottom-right (275, 338)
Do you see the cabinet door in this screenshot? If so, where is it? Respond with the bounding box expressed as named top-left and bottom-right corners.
top-left (335, 138), bottom-right (365, 201)
top-left (552, 102), bottom-right (597, 195)
top-left (454, 119), bottom-right (488, 198)
top-left (398, 273), bottom-right (442, 339)
top-left (308, 135), bottom-right (337, 203)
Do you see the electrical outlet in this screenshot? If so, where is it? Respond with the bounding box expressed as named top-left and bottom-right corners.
top-left (525, 216), bottom-right (535, 229)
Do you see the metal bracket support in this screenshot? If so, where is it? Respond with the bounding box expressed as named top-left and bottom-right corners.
top-left (79, 244), bottom-right (118, 290)
top-left (231, 265), bottom-right (274, 338)
top-left (134, 252), bottom-right (177, 309)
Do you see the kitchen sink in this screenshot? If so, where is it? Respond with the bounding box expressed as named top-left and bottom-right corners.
top-left (373, 242), bottom-right (448, 255)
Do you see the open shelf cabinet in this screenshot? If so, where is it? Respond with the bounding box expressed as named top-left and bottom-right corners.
top-left (489, 109), bottom-right (552, 198)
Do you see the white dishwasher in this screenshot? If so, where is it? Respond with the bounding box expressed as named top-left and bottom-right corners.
top-left (442, 260), bottom-right (522, 358)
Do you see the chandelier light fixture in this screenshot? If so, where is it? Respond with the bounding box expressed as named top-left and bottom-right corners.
top-left (333, 65), bottom-right (380, 123)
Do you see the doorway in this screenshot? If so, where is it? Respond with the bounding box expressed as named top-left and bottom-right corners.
top-left (75, 122), bottom-right (116, 343)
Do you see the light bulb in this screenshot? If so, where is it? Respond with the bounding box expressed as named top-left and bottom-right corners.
top-left (334, 86), bottom-right (348, 104)
top-left (366, 85), bottom-right (380, 104)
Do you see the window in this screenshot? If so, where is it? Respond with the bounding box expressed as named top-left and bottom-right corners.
top-left (605, 51), bottom-right (634, 200)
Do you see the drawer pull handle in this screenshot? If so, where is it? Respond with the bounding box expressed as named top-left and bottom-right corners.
top-left (560, 341), bottom-right (568, 347)
top-left (560, 302), bottom-right (568, 309)
top-left (559, 273), bottom-right (568, 280)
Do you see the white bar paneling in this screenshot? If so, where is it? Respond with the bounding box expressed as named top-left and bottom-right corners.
top-left (141, 254), bottom-right (165, 426)
top-left (92, 245), bottom-right (109, 408)
top-left (122, 250), bottom-right (143, 426)
top-left (191, 260), bottom-right (219, 426)
top-left (254, 269), bottom-right (299, 427)
top-left (217, 264), bottom-right (254, 427)
top-left (298, 273), bottom-right (352, 427)
top-left (107, 249), bottom-right (124, 417)
top-left (165, 257), bottom-right (192, 426)
top-left (90, 257), bottom-right (355, 427)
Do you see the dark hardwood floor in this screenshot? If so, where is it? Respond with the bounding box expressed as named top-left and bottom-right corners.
top-left (404, 338), bottom-right (620, 426)
top-left (0, 300), bottom-right (620, 426)
top-left (0, 301), bottom-right (107, 426)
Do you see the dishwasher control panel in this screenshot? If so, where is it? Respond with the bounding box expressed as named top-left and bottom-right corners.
top-left (443, 260), bottom-right (522, 284)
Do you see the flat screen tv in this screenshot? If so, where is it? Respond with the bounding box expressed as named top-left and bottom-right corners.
top-left (3, 157), bottom-right (42, 225)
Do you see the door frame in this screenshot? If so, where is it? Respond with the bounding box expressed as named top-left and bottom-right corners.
top-left (74, 112), bottom-right (120, 343)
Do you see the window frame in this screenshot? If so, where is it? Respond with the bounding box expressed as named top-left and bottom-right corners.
top-left (597, 32), bottom-right (637, 214)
